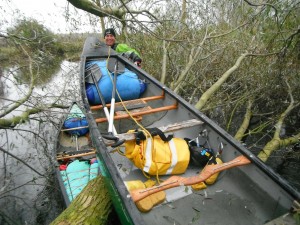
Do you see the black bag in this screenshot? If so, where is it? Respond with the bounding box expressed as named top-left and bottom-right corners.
top-left (185, 138), bottom-right (214, 166)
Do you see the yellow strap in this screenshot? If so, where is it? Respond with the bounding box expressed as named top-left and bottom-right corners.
top-left (105, 48), bottom-right (156, 181)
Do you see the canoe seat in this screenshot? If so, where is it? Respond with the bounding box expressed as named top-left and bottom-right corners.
top-left (114, 99), bottom-right (152, 121)
top-left (94, 102), bottom-right (177, 123)
top-left (90, 93), bottom-right (165, 111)
top-left (114, 99), bottom-right (148, 112)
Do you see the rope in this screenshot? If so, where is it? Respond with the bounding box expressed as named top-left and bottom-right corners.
top-left (104, 48), bottom-right (162, 183)
top-left (104, 47), bottom-right (151, 137)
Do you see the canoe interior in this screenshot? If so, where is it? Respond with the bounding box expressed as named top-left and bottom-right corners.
top-left (54, 107), bottom-right (97, 207)
top-left (80, 37), bottom-right (299, 225)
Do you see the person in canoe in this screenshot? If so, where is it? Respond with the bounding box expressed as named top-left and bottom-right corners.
top-left (104, 28), bottom-right (142, 67)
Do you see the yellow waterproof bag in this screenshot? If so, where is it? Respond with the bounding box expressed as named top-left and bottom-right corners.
top-left (125, 129), bottom-right (190, 175)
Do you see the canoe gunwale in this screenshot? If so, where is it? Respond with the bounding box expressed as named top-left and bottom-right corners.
top-left (80, 58), bottom-right (146, 225)
top-left (55, 168), bottom-right (71, 206)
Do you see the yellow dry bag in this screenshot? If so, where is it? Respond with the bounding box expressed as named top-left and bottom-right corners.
top-left (125, 128), bottom-right (190, 175)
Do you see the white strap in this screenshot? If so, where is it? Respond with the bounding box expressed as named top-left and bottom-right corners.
top-left (143, 138), bottom-right (152, 173)
top-left (143, 138), bottom-right (178, 174)
top-left (166, 139), bottom-right (177, 174)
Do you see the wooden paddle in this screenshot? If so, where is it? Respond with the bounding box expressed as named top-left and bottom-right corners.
top-left (129, 155), bottom-right (251, 202)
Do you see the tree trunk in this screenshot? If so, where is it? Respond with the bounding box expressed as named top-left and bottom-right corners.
top-left (50, 175), bottom-right (112, 225)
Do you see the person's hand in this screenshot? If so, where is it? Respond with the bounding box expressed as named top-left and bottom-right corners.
top-left (134, 61), bottom-right (141, 68)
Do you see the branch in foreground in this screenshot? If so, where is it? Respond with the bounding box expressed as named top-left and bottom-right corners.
top-left (0, 104), bottom-right (67, 128)
top-left (50, 176), bottom-right (112, 225)
top-left (258, 79), bottom-right (300, 162)
top-left (234, 98), bottom-right (253, 141)
top-left (0, 147), bottom-right (44, 177)
top-left (0, 44), bottom-right (35, 118)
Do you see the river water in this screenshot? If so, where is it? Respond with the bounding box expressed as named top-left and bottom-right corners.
top-left (0, 61), bottom-right (80, 224)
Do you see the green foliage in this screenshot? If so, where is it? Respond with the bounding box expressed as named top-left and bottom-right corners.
top-left (7, 19), bottom-right (56, 52)
top-left (55, 34), bottom-right (87, 61)
top-left (4, 19), bottom-right (64, 85)
top-left (1, 19), bottom-right (88, 86)
top-left (124, 0), bottom-right (300, 143)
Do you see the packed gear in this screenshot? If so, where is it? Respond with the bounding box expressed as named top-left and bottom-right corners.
top-left (185, 138), bottom-right (214, 167)
top-left (85, 60), bottom-right (146, 105)
top-left (125, 128), bottom-right (190, 176)
top-left (63, 103), bottom-right (89, 136)
top-left (125, 180), bottom-right (166, 212)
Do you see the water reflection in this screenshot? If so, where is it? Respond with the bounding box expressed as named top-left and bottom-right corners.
top-left (16, 57), bottom-right (63, 86)
top-left (0, 61), bottom-right (80, 224)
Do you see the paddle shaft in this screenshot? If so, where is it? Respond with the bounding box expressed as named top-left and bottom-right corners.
top-left (108, 61), bottom-right (118, 134)
top-left (130, 155), bottom-right (251, 202)
top-left (90, 69), bottom-right (117, 135)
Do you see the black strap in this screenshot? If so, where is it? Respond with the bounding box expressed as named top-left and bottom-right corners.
top-left (135, 127), bottom-right (173, 144)
top-left (107, 58), bottom-right (125, 74)
top-left (147, 128), bottom-right (173, 142)
top-left (85, 63), bottom-right (103, 84)
top-left (208, 156), bottom-right (218, 165)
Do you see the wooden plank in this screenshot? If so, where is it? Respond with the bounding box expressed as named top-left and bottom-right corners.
top-left (114, 99), bottom-right (148, 111)
top-left (57, 150), bottom-right (96, 160)
top-left (95, 104), bottom-right (178, 123)
top-left (103, 119), bottom-right (203, 146)
top-left (90, 94), bottom-right (165, 110)
top-left (115, 106), bottom-right (152, 116)
top-left (61, 126), bottom-right (89, 132)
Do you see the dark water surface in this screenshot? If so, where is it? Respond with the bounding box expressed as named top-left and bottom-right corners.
top-left (0, 61), bottom-right (81, 224)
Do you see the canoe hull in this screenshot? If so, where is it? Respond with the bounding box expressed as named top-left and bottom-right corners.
top-left (80, 36), bottom-right (299, 225)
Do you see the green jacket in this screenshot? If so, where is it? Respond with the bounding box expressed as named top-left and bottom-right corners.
top-left (112, 43), bottom-right (142, 63)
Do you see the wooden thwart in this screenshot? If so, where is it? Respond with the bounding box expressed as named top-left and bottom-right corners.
top-left (90, 94), bottom-right (165, 111)
top-left (57, 150), bottom-right (96, 160)
top-left (114, 99), bottom-right (148, 111)
top-left (95, 104), bottom-right (178, 123)
top-left (115, 106), bottom-right (152, 116)
top-left (103, 119), bottom-right (203, 146)
top-left (61, 125), bottom-right (89, 132)
top-left (91, 92), bottom-right (172, 123)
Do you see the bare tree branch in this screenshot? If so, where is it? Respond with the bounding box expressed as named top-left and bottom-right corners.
top-left (0, 44), bottom-right (35, 118)
top-left (0, 147), bottom-right (44, 177)
top-left (234, 98), bottom-right (253, 141)
top-left (194, 52), bottom-right (249, 110)
top-left (258, 79), bottom-right (300, 162)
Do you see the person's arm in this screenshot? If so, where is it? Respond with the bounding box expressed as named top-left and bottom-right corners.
top-left (115, 43), bottom-right (142, 65)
